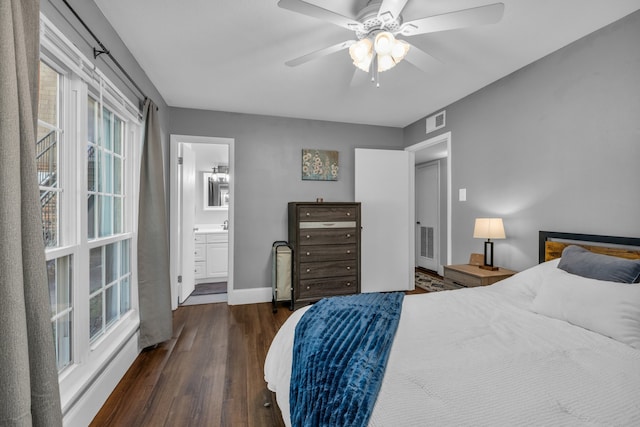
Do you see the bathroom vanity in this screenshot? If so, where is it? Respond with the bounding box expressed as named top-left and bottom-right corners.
top-left (194, 225), bottom-right (228, 283)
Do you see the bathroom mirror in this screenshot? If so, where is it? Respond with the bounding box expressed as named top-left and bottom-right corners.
top-left (203, 170), bottom-right (229, 210)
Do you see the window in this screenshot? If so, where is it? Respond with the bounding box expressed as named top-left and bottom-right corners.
top-left (37, 61), bottom-right (62, 248)
top-left (87, 98), bottom-right (131, 341)
top-left (38, 60), bottom-right (74, 371)
top-left (39, 15), bottom-right (141, 409)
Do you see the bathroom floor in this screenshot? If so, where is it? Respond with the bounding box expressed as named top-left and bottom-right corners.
top-left (182, 282), bottom-right (228, 306)
top-left (192, 282), bottom-right (227, 295)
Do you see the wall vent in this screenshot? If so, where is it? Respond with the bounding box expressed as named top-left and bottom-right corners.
top-left (426, 110), bottom-right (446, 134)
top-left (420, 226), bottom-right (435, 259)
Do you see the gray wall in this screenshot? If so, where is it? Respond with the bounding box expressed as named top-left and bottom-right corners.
top-left (169, 109), bottom-right (403, 289)
top-left (404, 10), bottom-right (640, 272)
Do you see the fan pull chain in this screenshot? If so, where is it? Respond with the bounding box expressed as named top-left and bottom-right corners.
top-left (370, 54), bottom-right (381, 88)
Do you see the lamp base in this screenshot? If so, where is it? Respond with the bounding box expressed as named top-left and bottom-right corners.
top-left (479, 265), bottom-right (499, 271)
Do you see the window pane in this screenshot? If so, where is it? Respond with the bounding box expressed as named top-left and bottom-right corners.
top-left (36, 133), bottom-right (58, 189)
top-left (114, 197), bottom-right (122, 234)
top-left (88, 97), bottom-right (97, 144)
top-left (89, 247), bottom-right (102, 293)
top-left (104, 152), bottom-right (113, 193)
top-left (113, 117), bottom-right (122, 155)
top-left (102, 108), bottom-right (112, 150)
top-left (100, 195), bottom-right (113, 237)
top-left (87, 145), bottom-right (96, 192)
top-left (121, 239), bottom-right (130, 276)
top-left (88, 194), bottom-right (96, 239)
top-left (105, 242), bottom-right (117, 285)
top-left (53, 312), bottom-right (72, 371)
top-left (97, 150), bottom-right (103, 192)
top-left (120, 276), bottom-right (130, 314)
top-left (48, 256), bottom-right (72, 315)
top-left (37, 61), bottom-right (59, 139)
top-left (105, 285), bottom-right (118, 326)
top-left (89, 294), bottom-right (103, 339)
top-left (37, 61), bottom-right (61, 249)
top-left (114, 156), bottom-right (122, 194)
top-left (41, 190), bottom-right (58, 247)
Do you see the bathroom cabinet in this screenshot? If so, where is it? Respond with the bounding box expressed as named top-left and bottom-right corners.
top-left (194, 230), bottom-right (228, 282)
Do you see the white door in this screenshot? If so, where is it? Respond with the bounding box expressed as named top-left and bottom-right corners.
top-left (355, 148), bottom-right (414, 292)
top-left (415, 162), bottom-right (439, 271)
top-left (180, 143), bottom-right (196, 302)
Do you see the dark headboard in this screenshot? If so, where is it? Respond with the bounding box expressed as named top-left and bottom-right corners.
top-left (538, 231), bottom-right (640, 263)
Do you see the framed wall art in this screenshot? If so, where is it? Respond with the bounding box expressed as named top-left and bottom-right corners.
top-left (301, 149), bottom-right (339, 181)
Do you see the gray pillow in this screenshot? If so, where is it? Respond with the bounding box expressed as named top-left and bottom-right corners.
top-left (558, 245), bottom-right (640, 284)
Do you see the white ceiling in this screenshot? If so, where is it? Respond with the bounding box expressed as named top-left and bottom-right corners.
top-left (95, 0), bottom-right (640, 128)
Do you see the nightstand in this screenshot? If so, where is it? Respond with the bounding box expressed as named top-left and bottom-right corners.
top-left (443, 264), bottom-right (517, 288)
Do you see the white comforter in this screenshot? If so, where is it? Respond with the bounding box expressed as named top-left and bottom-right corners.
top-left (264, 260), bottom-right (640, 426)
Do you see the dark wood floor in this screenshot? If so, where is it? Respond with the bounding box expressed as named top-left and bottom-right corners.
top-left (92, 287), bottom-right (427, 426)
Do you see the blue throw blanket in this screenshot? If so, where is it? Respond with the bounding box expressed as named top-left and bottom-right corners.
top-left (290, 292), bottom-right (404, 427)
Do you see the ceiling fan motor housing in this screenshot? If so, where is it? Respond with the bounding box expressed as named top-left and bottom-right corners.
top-left (355, 1), bottom-right (403, 40)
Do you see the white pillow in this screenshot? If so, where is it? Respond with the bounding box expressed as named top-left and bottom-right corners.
top-left (531, 269), bottom-right (640, 349)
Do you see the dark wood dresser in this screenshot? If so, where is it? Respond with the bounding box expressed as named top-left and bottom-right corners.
top-left (288, 202), bottom-right (361, 308)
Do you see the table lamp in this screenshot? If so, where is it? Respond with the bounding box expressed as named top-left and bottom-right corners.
top-left (473, 218), bottom-right (505, 270)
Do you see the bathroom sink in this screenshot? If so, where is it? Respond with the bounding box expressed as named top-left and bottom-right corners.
top-left (194, 224), bottom-right (228, 233)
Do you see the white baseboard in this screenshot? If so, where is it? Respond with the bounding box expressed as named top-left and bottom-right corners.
top-left (227, 286), bottom-right (272, 305)
top-left (62, 332), bottom-right (139, 427)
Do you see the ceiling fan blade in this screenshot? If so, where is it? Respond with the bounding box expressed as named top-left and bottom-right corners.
top-left (285, 40), bottom-right (356, 67)
top-left (377, 0), bottom-right (410, 23)
top-left (399, 3), bottom-right (505, 36)
top-left (402, 44), bottom-right (442, 73)
top-left (278, 0), bottom-right (363, 32)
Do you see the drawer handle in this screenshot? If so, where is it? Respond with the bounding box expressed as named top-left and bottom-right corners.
top-left (346, 282), bottom-right (352, 287)
top-left (306, 252), bottom-right (310, 256)
top-left (306, 285), bottom-right (310, 290)
top-left (306, 212), bottom-right (310, 216)
top-left (306, 268), bottom-right (311, 273)
top-left (345, 233), bottom-right (351, 238)
top-left (346, 266), bottom-right (351, 271)
top-left (346, 250), bottom-right (351, 254)
top-left (306, 235), bottom-right (311, 239)
top-left (346, 212), bottom-right (351, 216)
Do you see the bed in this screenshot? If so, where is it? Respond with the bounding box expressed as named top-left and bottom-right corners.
top-left (264, 231), bottom-right (640, 426)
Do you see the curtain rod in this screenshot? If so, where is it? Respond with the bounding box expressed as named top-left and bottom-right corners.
top-left (61, 0), bottom-right (154, 111)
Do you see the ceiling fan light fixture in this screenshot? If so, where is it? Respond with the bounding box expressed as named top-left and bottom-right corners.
top-left (377, 53), bottom-right (396, 72)
top-left (349, 38), bottom-right (373, 72)
top-left (374, 31), bottom-right (395, 56)
top-left (391, 39), bottom-right (410, 62)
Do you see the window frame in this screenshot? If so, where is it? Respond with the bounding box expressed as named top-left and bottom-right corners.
top-left (40, 14), bottom-right (142, 413)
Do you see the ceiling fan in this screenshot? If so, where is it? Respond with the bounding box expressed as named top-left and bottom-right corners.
top-left (278, 0), bottom-right (505, 81)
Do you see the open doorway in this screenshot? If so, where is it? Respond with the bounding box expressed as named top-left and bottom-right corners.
top-left (405, 131), bottom-right (451, 276)
top-left (169, 135), bottom-right (235, 310)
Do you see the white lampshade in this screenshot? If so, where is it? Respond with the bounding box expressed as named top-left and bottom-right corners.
top-left (374, 32), bottom-right (395, 56)
top-left (349, 38), bottom-right (373, 72)
top-left (473, 218), bottom-right (506, 239)
top-left (391, 39), bottom-right (410, 62)
top-left (377, 54), bottom-right (395, 72)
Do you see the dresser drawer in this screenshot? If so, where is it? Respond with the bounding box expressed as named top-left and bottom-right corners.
top-left (299, 228), bottom-right (357, 245)
top-left (300, 260), bottom-right (357, 279)
top-left (298, 206), bottom-right (357, 222)
top-left (300, 244), bottom-right (357, 262)
top-left (298, 277), bottom-right (357, 299)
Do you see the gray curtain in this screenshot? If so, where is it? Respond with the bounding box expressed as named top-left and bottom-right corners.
top-left (138, 99), bottom-right (173, 348)
top-left (0, 0), bottom-right (64, 425)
